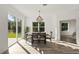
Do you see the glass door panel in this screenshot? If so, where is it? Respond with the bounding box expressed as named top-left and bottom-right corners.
top-left (8, 14), bottom-right (16, 47)
top-left (17, 19), bottom-right (22, 40)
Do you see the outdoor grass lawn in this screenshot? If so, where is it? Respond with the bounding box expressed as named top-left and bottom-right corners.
top-left (8, 32), bottom-right (16, 38)
top-left (8, 32), bottom-right (21, 38)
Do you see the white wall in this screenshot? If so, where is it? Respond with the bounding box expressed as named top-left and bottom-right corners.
top-left (60, 20), bottom-right (76, 35)
top-left (76, 17), bottom-right (79, 44)
top-left (0, 5), bottom-right (8, 53)
top-left (0, 5), bottom-right (27, 53)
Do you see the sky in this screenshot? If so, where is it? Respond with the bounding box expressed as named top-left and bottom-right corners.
top-left (8, 14), bottom-right (14, 21)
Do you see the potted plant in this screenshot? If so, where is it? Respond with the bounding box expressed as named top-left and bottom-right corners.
top-left (25, 26), bottom-right (30, 33)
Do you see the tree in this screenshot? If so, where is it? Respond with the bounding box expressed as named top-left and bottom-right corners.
top-left (8, 21), bottom-right (11, 32)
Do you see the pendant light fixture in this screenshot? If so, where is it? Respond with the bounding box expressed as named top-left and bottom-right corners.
top-left (36, 10), bottom-right (43, 22)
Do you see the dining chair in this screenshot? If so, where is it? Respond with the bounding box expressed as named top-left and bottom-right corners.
top-left (39, 32), bottom-right (46, 44)
top-left (32, 33), bottom-right (38, 44)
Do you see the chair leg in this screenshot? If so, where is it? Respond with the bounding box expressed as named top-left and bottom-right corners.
top-left (38, 39), bottom-right (40, 43)
top-left (44, 40), bottom-right (46, 44)
top-left (50, 38), bottom-right (51, 42)
top-left (32, 40), bottom-right (34, 44)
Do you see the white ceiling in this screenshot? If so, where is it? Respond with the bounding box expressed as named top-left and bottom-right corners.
top-left (11, 4), bottom-right (79, 16)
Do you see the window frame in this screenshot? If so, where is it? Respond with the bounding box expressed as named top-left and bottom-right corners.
top-left (32, 22), bottom-right (45, 32)
top-left (61, 22), bottom-right (69, 31)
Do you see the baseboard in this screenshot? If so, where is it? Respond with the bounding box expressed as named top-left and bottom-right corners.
top-left (2, 49), bottom-right (9, 54)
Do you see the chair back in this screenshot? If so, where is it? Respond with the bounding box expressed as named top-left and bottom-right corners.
top-left (40, 32), bottom-right (46, 40)
top-left (32, 33), bottom-right (38, 40)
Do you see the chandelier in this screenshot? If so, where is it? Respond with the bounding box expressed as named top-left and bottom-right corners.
top-left (36, 10), bottom-right (43, 22)
top-left (36, 4), bottom-right (47, 22)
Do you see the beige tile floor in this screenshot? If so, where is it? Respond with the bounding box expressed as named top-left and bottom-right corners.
top-left (9, 43), bottom-right (28, 54)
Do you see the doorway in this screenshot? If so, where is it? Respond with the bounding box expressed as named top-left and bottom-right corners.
top-left (60, 19), bottom-right (76, 44)
top-left (8, 14), bottom-right (22, 47)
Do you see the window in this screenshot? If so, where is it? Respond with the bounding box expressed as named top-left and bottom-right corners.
top-left (33, 22), bottom-right (45, 32)
top-left (39, 22), bottom-right (45, 32)
top-left (61, 23), bottom-right (68, 31)
top-left (33, 22), bottom-right (38, 32)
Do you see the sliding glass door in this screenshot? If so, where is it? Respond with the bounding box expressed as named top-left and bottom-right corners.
top-left (8, 14), bottom-right (22, 47)
top-left (8, 14), bottom-right (17, 47)
top-left (17, 19), bottom-right (22, 40)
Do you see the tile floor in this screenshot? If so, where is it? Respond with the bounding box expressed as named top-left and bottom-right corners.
top-left (9, 43), bottom-right (28, 54)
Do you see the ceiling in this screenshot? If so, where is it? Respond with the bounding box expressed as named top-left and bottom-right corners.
top-left (11, 4), bottom-right (79, 16)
